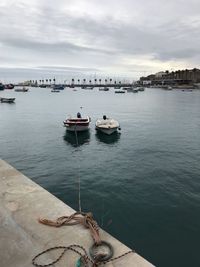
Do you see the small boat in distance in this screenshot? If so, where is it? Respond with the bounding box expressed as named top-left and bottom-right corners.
top-left (0, 97), bottom-right (15, 103)
top-left (95, 115), bottom-right (120, 135)
top-left (51, 89), bottom-right (60, 92)
top-left (53, 85), bottom-right (65, 90)
top-left (123, 87), bottom-right (133, 92)
top-left (137, 87), bottom-right (145, 91)
top-left (4, 84), bottom-right (15, 89)
top-left (63, 112), bottom-right (91, 132)
top-left (99, 87), bottom-right (109, 91)
top-left (115, 90), bottom-right (125, 93)
top-left (81, 86), bottom-right (94, 90)
top-left (15, 87), bottom-right (29, 92)
top-left (0, 83), bottom-right (5, 91)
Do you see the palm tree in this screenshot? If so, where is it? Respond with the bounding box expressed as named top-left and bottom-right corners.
top-left (105, 79), bottom-right (107, 85)
top-left (49, 79), bottom-right (51, 85)
top-left (89, 80), bottom-right (92, 85)
top-left (109, 78), bottom-right (112, 84)
top-left (94, 78), bottom-right (97, 85)
top-left (53, 78), bottom-right (56, 84)
top-left (83, 79), bottom-right (86, 84)
top-left (46, 79), bottom-right (48, 84)
top-left (99, 79), bottom-right (101, 85)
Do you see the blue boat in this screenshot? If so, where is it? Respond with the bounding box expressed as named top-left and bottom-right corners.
top-left (53, 85), bottom-right (65, 90)
top-left (0, 83), bottom-right (5, 91)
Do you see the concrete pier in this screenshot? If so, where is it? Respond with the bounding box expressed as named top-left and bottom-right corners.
top-left (0, 159), bottom-right (154, 267)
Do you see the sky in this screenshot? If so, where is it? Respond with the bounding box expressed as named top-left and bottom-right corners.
top-left (0, 0), bottom-right (200, 82)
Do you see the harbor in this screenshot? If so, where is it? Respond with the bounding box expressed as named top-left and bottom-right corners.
top-left (1, 0), bottom-right (200, 265)
top-left (0, 87), bottom-right (200, 267)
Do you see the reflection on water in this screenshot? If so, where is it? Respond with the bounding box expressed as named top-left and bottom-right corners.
top-left (63, 130), bottom-right (91, 147)
top-left (95, 131), bottom-right (121, 144)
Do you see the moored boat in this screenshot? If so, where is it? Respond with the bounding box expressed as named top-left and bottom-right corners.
top-left (81, 86), bottom-right (94, 90)
top-left (63, 112), bottom-right (91, 132)
top-left (4, 84), bottom-right (14, 89)
top-left (51, 89), bottom-right (60, 92)
top-left (123, 87), bottom-right (133, 92)
top-left (0, 83), bottom-right (5, 91)
top-left (53, 85), bottom-right (65, 90)
top-left (115, 90), bottom-right (125, 93)
top-left (15, 87), bottom-right (29, 92)
top-left (137, 87), bottom-right (145, 91)
top-left (0, 97), bottom-right (15, 103)
top-left (99, 87), bottom-right (109, 91)
top-left (95, 115), bottom-right (120, 135)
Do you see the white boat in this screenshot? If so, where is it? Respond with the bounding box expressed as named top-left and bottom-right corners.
top-left (63, 113), bottom-right (91, 132)
top-left (95, 115), bottom-right (120, 135)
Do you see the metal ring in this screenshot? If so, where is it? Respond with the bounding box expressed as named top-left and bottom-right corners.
top-left (89, 241), bottom-right (113, 262)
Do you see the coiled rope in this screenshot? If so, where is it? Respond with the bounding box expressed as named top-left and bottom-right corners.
top-left (39, 212), bottom-right (101, 245)
top-left (34, 212), bottom-right (135, 266)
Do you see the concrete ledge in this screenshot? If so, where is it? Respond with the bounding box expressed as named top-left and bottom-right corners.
top-left (0, 159), bottom-right (154, 267)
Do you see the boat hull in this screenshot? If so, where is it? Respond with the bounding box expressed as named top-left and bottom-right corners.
top-left (0, 97), bottom-right (15, 103)
top-left (14, 88), bottom-right (28, 92)
top-left (96, 126), bottom-right (118, 135)
top-left (95, 118), bottom-right (120, 135)
top-left (64, 125), bottom-right (90, 132)
top-left (63, 116), bottom-right (90, 132)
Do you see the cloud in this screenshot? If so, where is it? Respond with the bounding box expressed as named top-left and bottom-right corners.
top-left (0, 0), bottom-right (200, 81)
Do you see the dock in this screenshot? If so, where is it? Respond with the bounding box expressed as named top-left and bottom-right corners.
top-left (0, 159), bottom-right (154, 267)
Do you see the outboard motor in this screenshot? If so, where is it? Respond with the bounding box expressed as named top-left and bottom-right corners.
top-left (77, 112), bottom-right (81, 118)
top-left (103, 115), bottom-right (107, 120)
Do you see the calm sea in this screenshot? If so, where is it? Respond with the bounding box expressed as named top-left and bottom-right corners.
top-left (0, 87), bottom-right (200, 267)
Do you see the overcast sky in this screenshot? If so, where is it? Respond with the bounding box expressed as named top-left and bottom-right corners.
top-left (0, 0), bottom-right (200, 82)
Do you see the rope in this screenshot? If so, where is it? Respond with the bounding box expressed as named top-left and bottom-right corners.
top-left (74, 125), bottom-right (82, 213)
top-left (32, 244), bottom-right (135, 267)
top-left (39, 212), bottom-right (101, 245)
top-left (37, 212), bottom-right (135, 266)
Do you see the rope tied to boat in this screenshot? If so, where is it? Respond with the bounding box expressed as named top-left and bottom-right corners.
top-left (39, 212), bottom-right (101, 245)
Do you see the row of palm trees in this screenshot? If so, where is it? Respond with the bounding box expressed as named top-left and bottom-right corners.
top-left (29, 78), bottom-right (56, 85)
top-left (29, 78), bottom-right (124, 85)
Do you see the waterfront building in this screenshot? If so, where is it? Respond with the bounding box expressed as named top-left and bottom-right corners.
top-left (140, 68), bottom-right (200, 86)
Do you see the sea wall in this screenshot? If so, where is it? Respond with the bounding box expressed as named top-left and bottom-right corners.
top-left (0, 159), bottom-right (154, 267)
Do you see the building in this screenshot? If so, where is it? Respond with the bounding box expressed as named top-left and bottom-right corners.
top-left (139, 68), bottom-right (200, 86)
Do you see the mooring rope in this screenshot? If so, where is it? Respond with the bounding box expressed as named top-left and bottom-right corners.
top-left (74, 123), bottom-right (82, 212)
top-left (37, 212), bottom-right (135, 266)
top-left (39, 212), bottom-right (101, 245)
